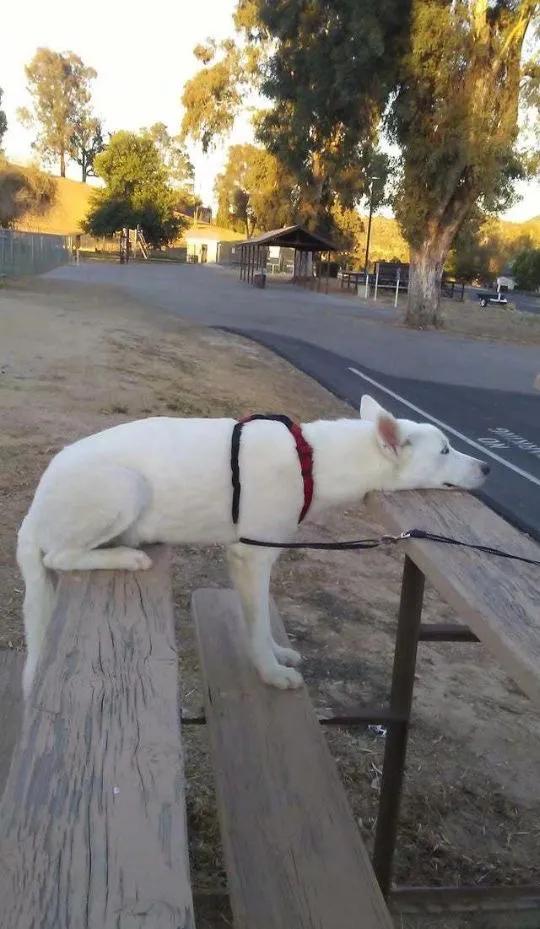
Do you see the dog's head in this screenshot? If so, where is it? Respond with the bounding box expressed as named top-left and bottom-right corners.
top-left (360, 395), bottom-right (489, 491)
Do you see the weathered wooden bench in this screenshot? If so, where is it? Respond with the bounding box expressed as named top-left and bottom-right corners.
top-left (0, 547), bottom-right (195, 929)
top-left (192, 590), bottom-right (392, 929)
top-left (363, 489), bottom-right (540, 917)
top-left (1, 489), bottom-right (539, 926)
top-left (0, 548), bottom-right (391, 928)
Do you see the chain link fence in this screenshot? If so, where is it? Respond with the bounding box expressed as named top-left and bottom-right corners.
top-left (0, 229), bottom-right (71, 277)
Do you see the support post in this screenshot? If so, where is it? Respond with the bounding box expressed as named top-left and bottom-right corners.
top-left (372, 556), bottom-right (425, 897)
top-left (394, 268), bottom-right (400, 308)
top-left (364, 273), bottom-right (370, 299)
top-left (374, 263), bottom-right (379, 301)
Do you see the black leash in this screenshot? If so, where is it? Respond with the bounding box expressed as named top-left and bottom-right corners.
top-left (239, 528), bottom-right (540, 566)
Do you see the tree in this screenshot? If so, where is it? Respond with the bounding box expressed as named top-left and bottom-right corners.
top-left (181, 41), bottom-right (242, 152)
top-left (70, 114), bottom-right (104, 182)
top-left (18, 48), bottom-right (97, 177)
top-left (215, 143), bottom-right (297, 234)
top-left (143, 122), bottom-right (195, 190)
top-left (181, 4), bottom-right (398, 231)
top-left (388, 1), bottom-right (539, 326)
top-left (513, 246), bottom-right (540, 289)
top-left (0, 88), bottom-right (7, 151)
top-left (84, 130), bottom-right (186, 247)
top-left (0, 159), bottom-right (56, 227)
top-left (182, 2), bottom-right (538, 327)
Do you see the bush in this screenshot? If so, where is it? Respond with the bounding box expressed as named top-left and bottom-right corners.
top-left (512, 248), bottom-right (540, 291)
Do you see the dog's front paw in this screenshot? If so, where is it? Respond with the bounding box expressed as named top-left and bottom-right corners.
top-left (258, 663), bottom-right (303, 690)
top-left (273, 644), bottom-right (302, 668)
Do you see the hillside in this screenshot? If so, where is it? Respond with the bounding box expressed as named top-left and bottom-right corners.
top-left (14, 172), bottom-right (95, 235)
top-left (356, 212), bottom-right (540, 273)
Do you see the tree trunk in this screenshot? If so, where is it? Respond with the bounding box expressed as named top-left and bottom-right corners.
top-left (60, 150), bottom-right (66, 178)
top-left (82, 160), bottom-right (87, 183)
top-left (406, 239), bottom-right (447, 328)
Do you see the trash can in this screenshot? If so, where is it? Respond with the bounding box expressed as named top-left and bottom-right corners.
top-left (254, 271), bottom-right (266, 289)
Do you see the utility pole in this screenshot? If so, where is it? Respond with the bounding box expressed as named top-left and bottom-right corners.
top-left (363, 176), bottom-right (379, 274)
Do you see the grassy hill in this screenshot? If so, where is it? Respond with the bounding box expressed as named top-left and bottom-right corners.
top-left (357, 212), bottom-right (540, 273)
top-left (14, 172), bottom-right (95, 235)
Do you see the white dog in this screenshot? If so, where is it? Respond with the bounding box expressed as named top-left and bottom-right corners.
top-left (17, 395), bottom-right (488, 696)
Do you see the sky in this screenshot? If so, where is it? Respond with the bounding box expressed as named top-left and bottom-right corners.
top-left (2, 0), bottom-right (539, 221)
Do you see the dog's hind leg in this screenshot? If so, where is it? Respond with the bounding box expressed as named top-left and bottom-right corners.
top-left (227, 543), bottom-right (303, 690)
top-left (37, 464), bottom-right (152, 573)
top-left (43, 546), bottom-right (152, 571)
top-left (21, 465), bottom-right (152, 695)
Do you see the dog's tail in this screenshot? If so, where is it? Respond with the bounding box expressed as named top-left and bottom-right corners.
top-left (16, 515), bottom-right (56, 697)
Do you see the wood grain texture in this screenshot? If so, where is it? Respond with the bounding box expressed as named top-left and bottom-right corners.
top-left (193, 588), bottom-right (393, 929)
top-left (0, 648), bottom-right (25, 797)
top-left (367, 490), bottom-right (540, 704)
top-left (0, 546), bottom-right (195, 929)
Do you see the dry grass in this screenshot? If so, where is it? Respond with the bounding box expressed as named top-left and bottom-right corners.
top-left (439, 298), bottom-right (540, 344)
top-left (333, 278), bottom-right (540, 345)
top-left (14, 170), bottom-right (94, 235)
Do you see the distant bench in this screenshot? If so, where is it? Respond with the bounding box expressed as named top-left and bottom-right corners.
top-left (1, 490), bottom-right (539, 925)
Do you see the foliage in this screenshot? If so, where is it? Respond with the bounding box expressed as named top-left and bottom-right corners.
top-left (253, 1), bottom-right (403, 213)
top-left (512, 246), bottom-right (540, 290)
top-left (18, 48), bottom-right (98, 177)
top-left (0, 88), bottom-right (7, 151)
top-left (446, 208), bottom-right (537, 283)
top-left (70, 114), bottom-right (104, 182)
top-left (83, 130), bottom-right (186, 246)
top-left (143, 122), bottom-right (195, 189)
top-left (0, 158), bottom-right (56, 227)
top-left (181, 4), bottom-right (396, 228)
top-left (215, 143), bottom-right (297, 234)
top-left (181, 45), bottom-right (242, 152)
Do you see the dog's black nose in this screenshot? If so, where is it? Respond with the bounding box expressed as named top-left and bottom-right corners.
top-left (481, 462), bottom-right (490, 476)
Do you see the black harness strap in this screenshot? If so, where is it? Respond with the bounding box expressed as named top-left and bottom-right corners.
top-left (231, 414), bottom-right (301, 525)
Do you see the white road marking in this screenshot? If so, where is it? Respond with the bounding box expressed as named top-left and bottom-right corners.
top-left (348, 366), bottom-right (540, 488)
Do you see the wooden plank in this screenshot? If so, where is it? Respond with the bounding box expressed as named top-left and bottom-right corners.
top-left (192, 588), bottom-right (393, 929)
top-left (367, 490), bottom-right (540, 704)
top-left (0, 648), bottom-right (25, 797)
top-left (0, 546), bottom-right (195, 929)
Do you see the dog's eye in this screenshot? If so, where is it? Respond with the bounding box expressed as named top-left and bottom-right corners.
top-left (441, 446), bottom-right (450, 455)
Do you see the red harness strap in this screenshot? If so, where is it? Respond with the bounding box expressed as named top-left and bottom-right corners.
top-left (231, 414), bottom-right (314, 525)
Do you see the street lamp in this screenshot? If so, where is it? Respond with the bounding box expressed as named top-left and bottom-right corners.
top-left (363, 176), bottom-right (379, 275)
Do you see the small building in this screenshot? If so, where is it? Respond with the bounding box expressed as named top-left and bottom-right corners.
top-left (182, 222), bottom-right (244, 263)
top-left (496, 268), bottom-right (516, 291)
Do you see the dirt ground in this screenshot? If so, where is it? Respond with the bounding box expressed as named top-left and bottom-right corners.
top-left (1, 276), bottom-right (539, 929)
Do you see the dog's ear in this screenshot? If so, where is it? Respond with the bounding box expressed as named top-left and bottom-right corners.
top-left (374, 410), bottom-right (403, 458)
top-left (360, 394), bottom-right (388, 422)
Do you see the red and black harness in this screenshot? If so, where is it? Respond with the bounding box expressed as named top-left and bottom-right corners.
top-left (231, 414), bottom-right (314, 526)
top-left (229, 416), bottom-right (540, 567)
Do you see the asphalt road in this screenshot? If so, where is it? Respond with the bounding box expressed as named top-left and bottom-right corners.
top-left (51, 262), bottom-right (540, 540)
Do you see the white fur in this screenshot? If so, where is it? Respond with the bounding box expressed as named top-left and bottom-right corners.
top-left (17, 396), bottom-right (488, 696)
